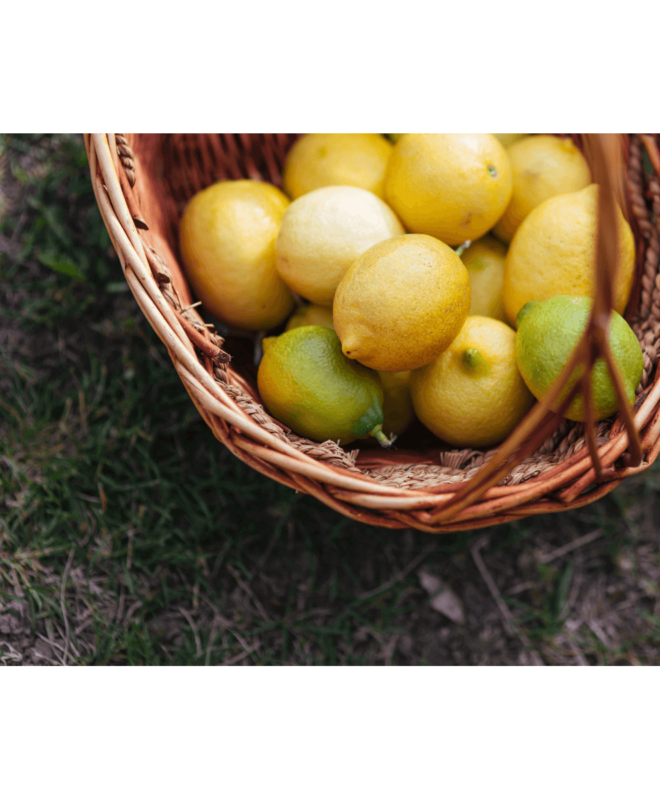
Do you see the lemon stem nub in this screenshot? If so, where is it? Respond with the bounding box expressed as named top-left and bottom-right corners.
top-left (455, 240), bottom-right (472, 258)
top-left (463, 348), bottom-right (486, 372)
top-left (370, 424), bottom-right (396, 448)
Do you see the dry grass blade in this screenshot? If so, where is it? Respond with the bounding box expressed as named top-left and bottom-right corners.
top-left (471, 537), bottom-right (544, 665)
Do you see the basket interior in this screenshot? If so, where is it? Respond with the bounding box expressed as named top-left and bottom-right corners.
top-left (118, 133), bottom-right (658, 491)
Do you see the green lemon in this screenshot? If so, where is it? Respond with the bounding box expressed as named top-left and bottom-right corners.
top-left (515, 295), bottom-right (644, 422)
top-left (257, 326), bottom-right (393, 446)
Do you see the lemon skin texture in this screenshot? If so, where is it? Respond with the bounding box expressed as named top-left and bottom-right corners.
top-left (285, 304), bottom-right (335, 332)
top-left (493, 135), bottom-right (591, 243)
top-left (503, 184), bottom-right (636, 327)
top-left (411, 316), bottom-right (534, 448)
top-left (460, 236), bottom-right (507, 322)
top-left (493, 134), bottom-right (528, 148)
top-left (283, 308), bottom-right (414, 436)
top-left (385, 133), bottom-right (532, 149)
top-left (282, 134), bottom-right (393, 200)
top-left (179, 180), bottom-right (294, 331)
top-left (333, 234), bottom-right (471, 372)
top-left (275, 185), bottom-right (404, 307)
top-left (384, 134), bottom-right (513, 246)
top-left (257, 326), bottom-right (385, 445)
top-left (378, 371), bottom-right (415, 437)
top-left (515, 295), bottom-right (644, 422)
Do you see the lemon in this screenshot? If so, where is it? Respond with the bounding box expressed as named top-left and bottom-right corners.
top-left (285, 303), bottom-right (335, 332)
top-left (493, 134), bottom-right (527, 148)
top-left (179, 180), bottom-right (293, 330)
top-left (384, 134), bottom-right (513, 245)
top-left (257, 326), bottom-right (392, 446)
top-left (284, 308), bottom-right (414, 435)
top-left (503, 184), bottom-right (636, 326)
top-left (379, 371), bottom-right (415, 437)
top-left (275, 186), bottom-right (404, 307)
top-left (411, 316), bottom-right (534, 447)
top-left (515, 295), bottom-right (644, 421)
top-left (333, 234), bottom-right (471, 372)
top-left (493, 135), bottom-right (591, 242)
top-left (460, 236), bottom-right (507, 322)
top-left (282, 134), bottom-right (393, 200)
top-left (385, 133), bottom-right (531, 148)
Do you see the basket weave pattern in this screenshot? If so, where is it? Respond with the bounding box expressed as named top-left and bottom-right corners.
top-left (85, 134), bottom-right (660, 532)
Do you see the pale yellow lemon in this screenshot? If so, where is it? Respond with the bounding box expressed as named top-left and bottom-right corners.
top-left (384, 134), bottom-right (513, 245)
top-left (378, 371), bottom-right (415, 437)
top-left (493, 135), bottom-right (591, 242)
top-left (275, 185), bottom-right (404, 307)
top-left (285, 304), bottom-right (335, 331)
top-left (179, 180), bottom-right (293, 330)
top-left (493, 134), bottom-right (527, 148)
top-left (411, 316), bottom-right (535, 447)
top-left (460, 236), bottom-right (507, 322)
top-left (282, 134), bottom-right (393, 200)
top-left (333, 234), bottom-right (471, 372)
top-left (503, 184), bottom-right (636, 326)
top-left (387, 133), bottom-right (531, 148)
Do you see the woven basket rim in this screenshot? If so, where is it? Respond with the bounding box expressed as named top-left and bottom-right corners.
top-left (85, 133), bottom-right (660, 533)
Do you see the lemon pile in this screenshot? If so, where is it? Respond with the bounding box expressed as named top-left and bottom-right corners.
top-left (179, 133), bottom-right (643, 450)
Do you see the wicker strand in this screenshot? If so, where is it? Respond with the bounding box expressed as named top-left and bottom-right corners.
top-left (116, 134), bottom-right (136, 187)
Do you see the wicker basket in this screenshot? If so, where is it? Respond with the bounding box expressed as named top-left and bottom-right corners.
top-left (85, 133), bottom-right (660, 533)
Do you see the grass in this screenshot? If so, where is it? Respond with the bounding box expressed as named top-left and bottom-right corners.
top-left (1, 133), bottom-right (659, 665)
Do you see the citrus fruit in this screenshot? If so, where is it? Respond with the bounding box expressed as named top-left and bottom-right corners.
top-left (515, 295), bottom-right (644, 422)
top-left (179, 180), bottom-right (293, 330)
top-left (282, 134), bottom-right (393, 200)
top-left (460, 236), bottom-right (507, 322)
top-left (379, 371), bottom-right (415, 437)
top-left (257, 326), bottom-right (392, 446)
top-left (333, 234), bottom-right (471, 372)
top-left (384, 134), bottom-right (513, 245)
top-left (285, 303), bottom-right (335, 332)
top-left (283, 309), bottom-right (414, 435)
top-left (275, 185), bottom-right (404, 306)
top-left (391, 134), bottom-right (525, 150)
top-left (493, 134), bottom-right (527, 148)
top-left (411, 316), bottom-right (534, 447)
top-left (503, 184), bottom-right (636, 326)
top-left (493, 135), bottom-right (591, 242)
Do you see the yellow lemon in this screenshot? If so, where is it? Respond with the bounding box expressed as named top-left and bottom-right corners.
top-left (285, 303), bottom-right (335, 331)
top-left (493, 135), bottom-right (591, 242)
top-left (384, 134), bottom-right (513, 245)
top-left (179, 180), bottom-right (293, 330)
top-left (515, 296), bottom-right (644, 421)
top-left (378, 371), bottom-right (415, 437)
top-left (282, 134), bottom-right (393, 200)
top-left (503, 184), bottom-right (636, 326)
top-left (333, 234), bottom-right (471, 372)
top-left (411, 316), bottom-right (535, 448)
top-left (258, 326), bottom-right (392, 446)
top-left (460, 236), bottom-right (507, 322)
top-left (385, 133), bottom-right (531, 148)
top-left (493, 134), bottom-right (528, 148)
top-left (275, 185), bottom-right (404, 307)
